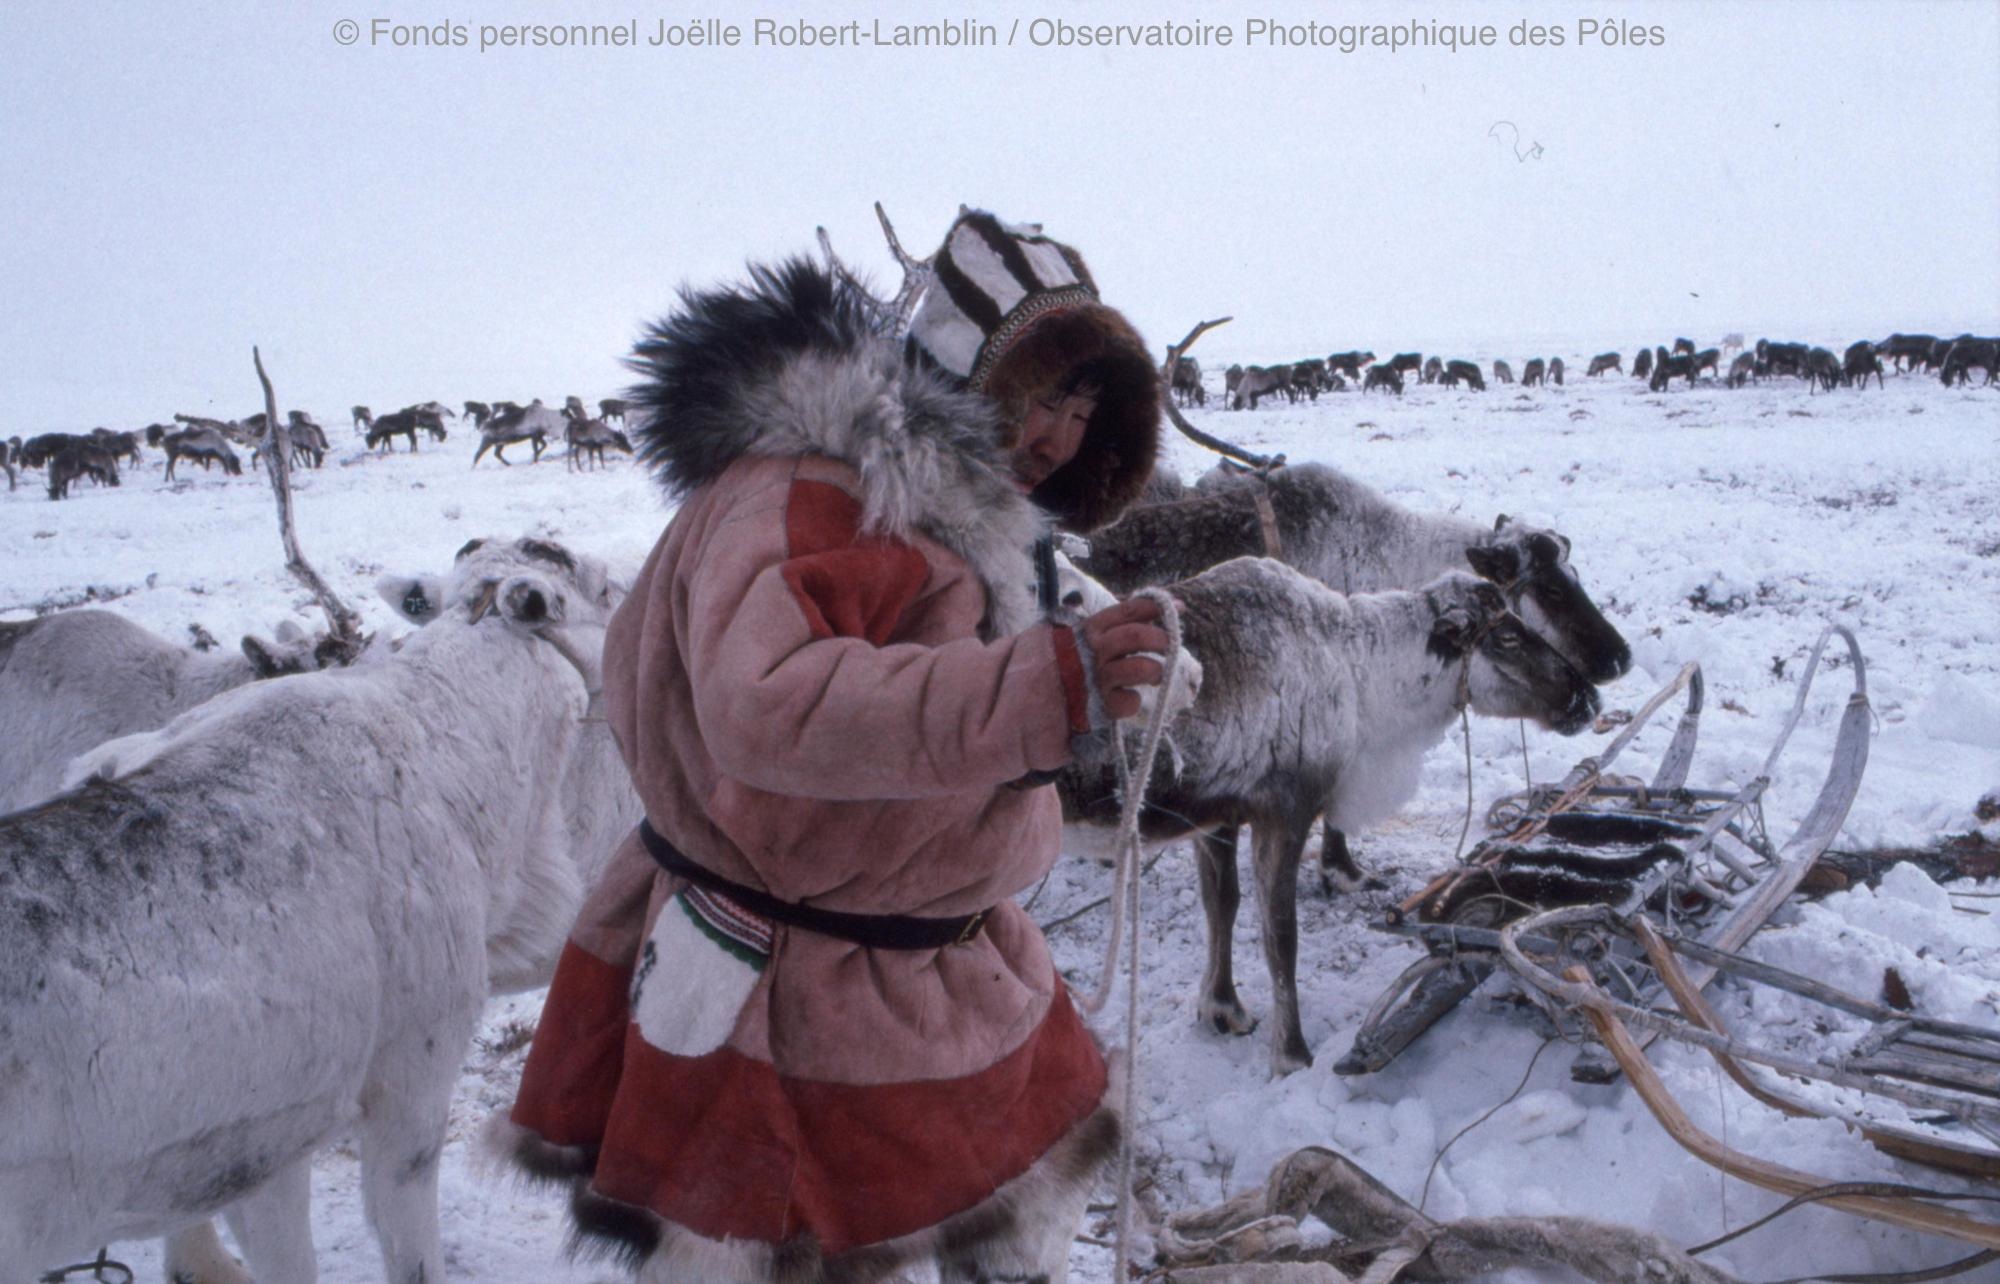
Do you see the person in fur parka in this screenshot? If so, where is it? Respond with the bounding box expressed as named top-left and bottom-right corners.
top-left (498, 211), bottom-right (1167, 1283)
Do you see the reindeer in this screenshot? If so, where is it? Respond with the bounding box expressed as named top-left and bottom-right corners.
top-left (1726, 351), bottom-right (1756, 388)
top-left (1, 537), bottom-right (639, 1284)
top-left (1549, 357), bottom-right (1565, 385)
top-left (364, 408), bottom-right (423, 453)
top-left (1879, 333), bottom-right (1938, 373)
top-left (598, 397), bottom-right (631, 423)
top-left (351, 405), bottom-right (373, 436)
top-left (88, 427), bottom-right (143, 466)
top-left (1492, 359), bottom-right (1514, 385)
top-left (1835, 341), bottom-right (1882, 389)
top-left (1440, 359), bottom-right (1486, 391)
top-left (1169, 356), bottom-right (1206, 407)
top-left (1231, 365), bottom-right (1291, 410)
top-left (1690, 348), bottom-right (1721, 381)
top-left (149, 424), bottom-right (243, 480)
top-left (1632, 347), bottom-right (1653, 381)
top-left (1421, 355), bottom-right (1443, 385)
top-left (463, 400), bottom-right (493, 429)
top-left (1361, 365), bottom-right (1403, 394)
top-left (1082, 461), bottom-right (1631, 893)
top-left (1940, 337), bottom-right (1999, 387)
top-left (1586, 352), bottom-right (1622, 377)
top-left (564, 415), bottom-right (632, 471)
top-left (1059, 563), bottom-right (1596, 1073)
top-left (1649, 346), bottom-right (1695, 391)
top-left (0, 614), bottom-right (332, 815)
top-left (1521, 358), bottom-right (1546, 387)
top-left (18, 431), bottom-right (84, 468)
top-left (45, 442), bottom-right (120, 500)
top-left (473, 398), bottom-right (559, 466)
top-left (1326, 351), bottom-right (1374, 383)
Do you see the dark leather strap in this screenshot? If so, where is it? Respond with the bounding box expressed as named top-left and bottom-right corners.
top-left (637, 820), bottom-right (990, 951)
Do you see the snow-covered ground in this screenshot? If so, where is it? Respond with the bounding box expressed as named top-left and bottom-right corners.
top-left (5, 354), bottom-right (1998, 1282)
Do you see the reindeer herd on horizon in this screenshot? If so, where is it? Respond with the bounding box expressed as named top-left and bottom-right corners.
top-left (4, 395), bottom-right (638, 502)
top-left (1173, 329), bottom-right (2000, 410)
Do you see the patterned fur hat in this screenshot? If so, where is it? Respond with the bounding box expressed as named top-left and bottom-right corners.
top-left (905, 209), bottom-right (1160, 533)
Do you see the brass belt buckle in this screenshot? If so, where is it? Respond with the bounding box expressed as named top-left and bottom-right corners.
top-left (954, 910), bottom-right (988, 946)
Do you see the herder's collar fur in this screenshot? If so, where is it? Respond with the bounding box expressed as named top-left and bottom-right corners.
top-left (626, 260), bottom-right (1055, 636)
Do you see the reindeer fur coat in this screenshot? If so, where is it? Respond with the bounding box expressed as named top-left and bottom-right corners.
top-left (502, 263), bottom-right (1154, 1280)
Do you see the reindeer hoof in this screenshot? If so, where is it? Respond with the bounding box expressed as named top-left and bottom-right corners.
top-left (1200, 997), bottom-right (1257, 1037)
top-left (1270, 1041), bottom-right (1314, 1077)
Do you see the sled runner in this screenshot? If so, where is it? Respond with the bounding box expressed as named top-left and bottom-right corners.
top-left (1337, 624), bottom-right (1873, 1084)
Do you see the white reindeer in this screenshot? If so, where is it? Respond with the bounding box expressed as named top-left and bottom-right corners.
top-left (1, 536), bottom-right (639, 1284)
top-left (0, 614), bottom-right (329, 816)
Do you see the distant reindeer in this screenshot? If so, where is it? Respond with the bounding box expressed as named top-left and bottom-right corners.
top-left (1843, 340), bottom-right (1885, 390)
top-left (1420, 355), bottom-right (1443, 385)
top-left (46, 443), bottom-right (120, 500)
top-left (463, 401), bottom-right (493, 430)
top-left (1326, 351), bottom-right (1374, 382)
top-left (473, 399), bottom-right (559, 466)
top-left (1439, 359), bottom-right (1486, 391)
top-left (351, 406), bottom-right (372, 436)
top-left (1492, 359), bottom-right (1514, 385)
top-left (564, 416), bottom-right (633, 471)
top-left (1548, 357), bottom-right (1565, 385)
top-left (1361, 365), bottom-right (1403, 395)
top-left (364, 410), bottom-right (424, 453)
top-left (1169, 356), bottom-right (1206, 407)
top-left (147, 424), bottom-right (243, 480)
top-left (1586, 352), bottom-right (1622, 377)
top-left (1521, 358), bottom-right (1545, 387)
top-left (598, 398), bottom-right (631, 423)
top-left (1632, 347), bottom-right (1653, 381)
top-left (1878, 334), bottom-right (1938, 373)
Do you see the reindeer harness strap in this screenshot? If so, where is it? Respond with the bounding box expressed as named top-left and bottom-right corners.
top-left (1252, 486), bottom-right (1283, 559)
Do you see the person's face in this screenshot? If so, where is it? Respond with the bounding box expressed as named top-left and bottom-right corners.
top-left (1009, 391), bottom-right (1096, 496)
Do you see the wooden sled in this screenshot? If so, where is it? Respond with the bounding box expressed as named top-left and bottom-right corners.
top-left (1496, 906), bottom-right (2000, 1245)
top-left (1337, 624), bottom-right (1872, 1080)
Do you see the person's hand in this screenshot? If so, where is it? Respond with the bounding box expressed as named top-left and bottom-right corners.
top-left (1077, 596), bottom-right (1171, 721)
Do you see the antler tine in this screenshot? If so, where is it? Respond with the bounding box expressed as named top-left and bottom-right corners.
top-left (1156, 316), bottom-right (1279, 471)
top-left (874, 202), bottom-right (936, 337)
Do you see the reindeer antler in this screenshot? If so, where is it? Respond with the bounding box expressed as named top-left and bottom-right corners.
top-left (252, 347), bottom-right (367, 664)
top-left (1157, 316), bottom-right (1283, 471)
top-left (874, 203), bottom-right (935, 337)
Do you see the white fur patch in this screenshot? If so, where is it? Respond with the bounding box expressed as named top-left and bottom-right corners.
top-left (631, 897), bottom-right (761, 1057)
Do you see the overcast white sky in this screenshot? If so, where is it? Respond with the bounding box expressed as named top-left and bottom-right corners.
top-left (4, 0), bottom-right (1996, 429)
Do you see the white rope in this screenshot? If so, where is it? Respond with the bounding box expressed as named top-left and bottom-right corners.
top-left (1072, 586), bottom-right (1184, 1284)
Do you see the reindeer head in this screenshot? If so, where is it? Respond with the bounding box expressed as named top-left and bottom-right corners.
top-left (1463, 516), bottom-right (1631, 685)
top-left (1425, 573), bottom-right (1597, 735)
top-left (379, 536), bottom-right (615, 629)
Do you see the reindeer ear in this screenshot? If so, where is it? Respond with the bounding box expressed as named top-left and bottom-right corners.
top-left (377, 573), bottom-right (446, 625)
top-left (1527, 531), bottom-right (1565, 565)
top-left (1464, 543), bottom-right (1521, 584)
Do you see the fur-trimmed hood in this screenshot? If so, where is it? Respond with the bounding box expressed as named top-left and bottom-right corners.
top-left (624, 261), bottom-right (1153, 553)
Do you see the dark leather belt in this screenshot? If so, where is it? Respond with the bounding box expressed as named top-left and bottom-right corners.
top-left (638, 820), bottom-right (991, 950)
